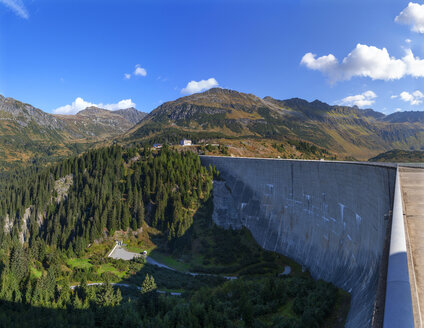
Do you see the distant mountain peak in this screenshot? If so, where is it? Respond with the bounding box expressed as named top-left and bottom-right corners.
top-left (76, 106), bottom-right (109, 115)
top-left (384, 110), bottom-right (424, 123)
top-left (114, 107), bottom-right (137, 112)
top-left (113, 107), bottom-right (147, 124)
top-left (202, 87), bottom-right (241, 96)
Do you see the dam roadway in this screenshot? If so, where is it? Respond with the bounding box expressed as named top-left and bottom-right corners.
top-left (200, 156), bottom-right (422, 328)
top-left (401, 167), bottom-right (424, 327)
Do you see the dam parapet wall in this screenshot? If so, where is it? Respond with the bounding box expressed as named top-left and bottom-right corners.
top-left (383, 169), bottom-right (414, 327)
top-left (200, 156), bottom-right (397, 328)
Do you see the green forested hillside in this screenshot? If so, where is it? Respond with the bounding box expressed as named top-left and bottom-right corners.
top-left (0, 146), bottom-right (348, 327)
top-left (0, 146), bottom-right (213, 254)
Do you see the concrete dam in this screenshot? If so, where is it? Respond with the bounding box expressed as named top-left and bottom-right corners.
top-left (200, 156), bottom-right (418, 328)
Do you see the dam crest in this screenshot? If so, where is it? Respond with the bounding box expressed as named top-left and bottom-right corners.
top-left (200, 156), bottom-right (418, 328)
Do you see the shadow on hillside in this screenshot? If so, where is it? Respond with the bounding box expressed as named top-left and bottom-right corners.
top-left (109, 194), bottom-right (226, 292)
top-left (119, 259), bottom-right (226, 293)
top-left (0, 298), bottom-right (138, 328)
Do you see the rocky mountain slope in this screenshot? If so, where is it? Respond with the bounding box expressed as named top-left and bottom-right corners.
top-left (0, 95), bottom-right (146, 168)
top-left (54, 106), bottom-right (145, 138)
top-left (2, 89), bottom-right (424, 166)
top-left (383, 111), bottom-right (424, 123)
top-left (113, 107), bottom-right (146, 124)
top-left (124, 88), bottom-right (424, 160)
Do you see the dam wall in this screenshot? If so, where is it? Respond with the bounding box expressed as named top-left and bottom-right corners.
top-left (200, 156), bottom-right (397, 328)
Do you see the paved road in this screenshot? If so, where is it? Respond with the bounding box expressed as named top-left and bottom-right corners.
top-left (108, 244), bottom-right (290, 280)
top-left (145, 256), bottom-right (175, 271)
top-left (71, 245), bottom-right (291, 295)
top-left (400, 167), bottom-right (424, 327)
top-left (108, 245), bottom-right (141, 260)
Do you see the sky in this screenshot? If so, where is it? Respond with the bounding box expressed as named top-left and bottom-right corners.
top-left (2, 0), bottom-right (424, 114)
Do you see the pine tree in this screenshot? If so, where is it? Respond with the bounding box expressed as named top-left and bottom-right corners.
top-left (141, 274), bottom-right (157, 294)
top-left (136, 201), bottom-right (144, 228)
top-left (121, 204), bottom-right (130, 230)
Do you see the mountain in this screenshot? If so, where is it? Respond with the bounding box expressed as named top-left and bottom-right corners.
top-left (369, 149), bottom-right (424, 163)
top-left (3, 89), bottom-right (424, 165)
top-left (0, 95), bottom-right (73, 169)
top-left (0, 95), bottom-right (144, 168)
top-left (383, 111), bottom-right (424, 123)
top-left (0, 95), bottom-right (65, 129)
top-left (124, 88), bottom-right (424, 160)
top-left (113, 107), bottom-right (146, 124)
top-left (54, 106), bottom-right (142, 138)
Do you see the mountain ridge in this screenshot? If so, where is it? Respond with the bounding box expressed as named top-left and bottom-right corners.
top-left (124, 88), bottom-right (424, 160)
top-left (1, 89), bottom-right (424, 166)
top-left (0, 95), bottom-right (146, 168)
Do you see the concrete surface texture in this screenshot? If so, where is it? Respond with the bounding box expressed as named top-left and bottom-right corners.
top-left (201, 156), bottom-right (396, 328)
top-left (400, 167), bottom-right (424, 327)
top-left (383, 169), bottom-right (414, 328)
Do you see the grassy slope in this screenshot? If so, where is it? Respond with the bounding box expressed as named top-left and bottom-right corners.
top-left (369, 149), bottom-right (424, 163)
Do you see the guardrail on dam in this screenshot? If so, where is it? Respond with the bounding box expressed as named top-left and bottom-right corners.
top-left (200, 156), bottom-right (411, 328)
top-left (383, 169), bottom-right (414, 328)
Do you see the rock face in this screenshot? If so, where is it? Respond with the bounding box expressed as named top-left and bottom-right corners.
top-left (113, 107), bottom-right (146, 124)
top-left (0, 95), bottom-right (64, 129)
top-left (56, 106), bottom-right (139, 137)
top-left (0, 95), bottom-right (145, 140)
top-left (201, 156), bottom-right (396, 328)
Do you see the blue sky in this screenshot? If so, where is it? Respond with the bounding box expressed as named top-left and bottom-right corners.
top-left (1, 0), bottom-right (424, 114)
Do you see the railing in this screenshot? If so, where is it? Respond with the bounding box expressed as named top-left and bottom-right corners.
top-left (383, 167), bottom-right (414, 328)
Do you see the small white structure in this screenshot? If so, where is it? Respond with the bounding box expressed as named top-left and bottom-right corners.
top-left (153, 143), bottom-right (162, 149)
top-left (180, 139), bottom-right (192, 146)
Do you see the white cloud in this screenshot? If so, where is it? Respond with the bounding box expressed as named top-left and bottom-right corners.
top-left (395, 2), bottom-right (424, 33)
top-left (399, 90), bottom-right (424, 105)
top-left (401, 49), bottom-right (424, 77)
top-left (0, 0), bottom-right (28, 19)
top-left (395, 108), bottom-right (403, 112)
top-left (300, 53), bottom-right (338, 72)
top-left (301, 44), bottom-right (407, 82)
top-left (301, 43), bottom-right (424, 82)
top-left (181, 78), bottom-right (219, 94)
top-left (53, 97), bottom-right (136, 114)
top-left (391, 95), bottom-right (398, 99)
top-left (54, 98), bottom-right (94, 115)
top-left (124, 65), bottom-right (147, 79)
top-left (101, 99), bottom-right (136, 111)
top-left (134, 64), bottom-right (147, 77)
top-left (406, 38), bottom-right (412, 44)
top-left (340, 90), bottom-right (377, 108)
